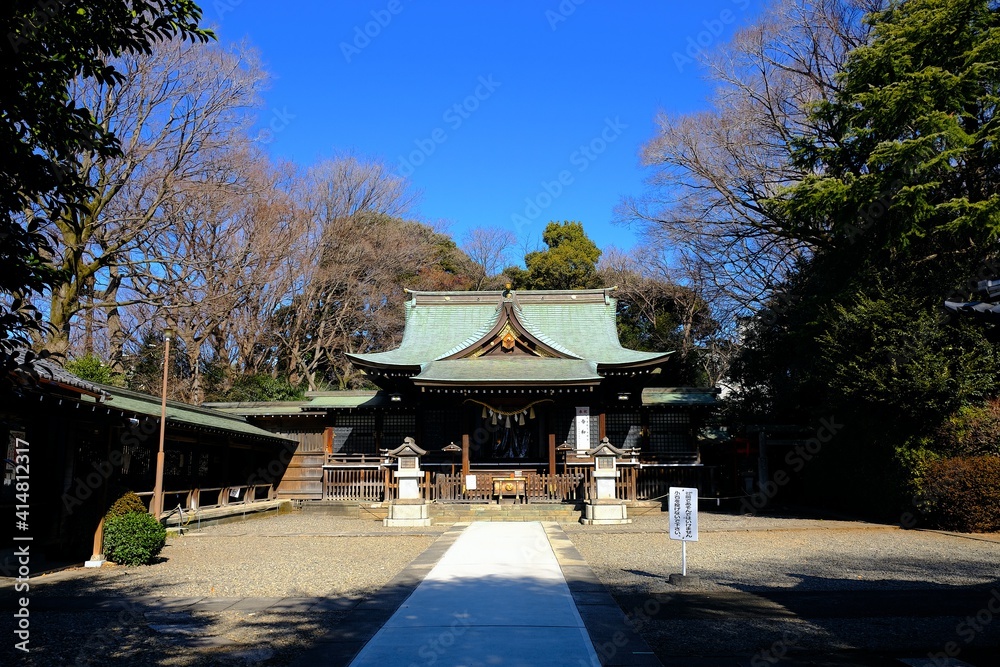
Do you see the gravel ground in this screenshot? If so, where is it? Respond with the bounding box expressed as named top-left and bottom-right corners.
top-left (10, 511), bottom-right (440, 666)
top-left (33, 512), bottom-right (439, 598)
top-left (565, 510), bottom-right (1000, 662)
top-left (567, 512), bottom-right (1000, 593)
top-left (9, 510), bottom-right (1000, 665)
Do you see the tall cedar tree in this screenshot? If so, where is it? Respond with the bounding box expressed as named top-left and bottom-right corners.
top-left (731, 0), bottom-right (1000, 513)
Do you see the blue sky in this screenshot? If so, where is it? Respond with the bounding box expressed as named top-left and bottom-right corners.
top-left (214, 0), bottom-right (764, 255)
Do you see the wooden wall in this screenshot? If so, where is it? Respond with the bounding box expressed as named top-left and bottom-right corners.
top-left (272, 428), bottom-right (325, 500)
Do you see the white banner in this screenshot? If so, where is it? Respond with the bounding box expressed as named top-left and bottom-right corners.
top-left (575, 406), bottom-right (590, 451)
top-left (668, 486), bottom-right (698, 541)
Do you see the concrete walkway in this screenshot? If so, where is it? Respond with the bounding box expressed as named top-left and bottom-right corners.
top-left (349, 522), bottom-right (600, 667)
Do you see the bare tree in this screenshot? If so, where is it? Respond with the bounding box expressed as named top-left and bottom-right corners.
top-left (620, 0), bottom-right (885, 317)
top-left (36, 38), bottom-right (266, 358)
top-left (462, 226), bottom-right (517, 289)
top-left (273, 156), bottom-right (424, 390)
top-left (131, 153), bottom-right (301, 402)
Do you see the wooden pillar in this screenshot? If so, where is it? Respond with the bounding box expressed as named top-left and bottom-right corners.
top-left (461, 432), bottom-right (470, 477)
top-left (323, 426), bottom-right (334, 455)
top-left (548, 432), bottom-right (556, 478)
top-left (91, 517), bottom-right (104, 561)
top-left (599, 411), bottom-right (606, 440)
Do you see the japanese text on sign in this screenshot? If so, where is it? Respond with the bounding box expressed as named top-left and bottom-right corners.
top-left (668, 486), bottom-right (698, 541)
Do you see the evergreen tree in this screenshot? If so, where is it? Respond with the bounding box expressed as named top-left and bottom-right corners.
top-left (731, 0), bottom-right (1000, 514)
top-left (507, 221), bottom-right (602, 290)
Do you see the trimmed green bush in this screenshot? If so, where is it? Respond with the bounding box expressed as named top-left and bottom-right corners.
top-left (103, 512), bottom-right (166, 565)
top-left (935, 399), bottom-right (1000, 457)
top-left (105, 491), bottom-right (148, 519)
top-left (919, 456), bottom-right (1000, 533)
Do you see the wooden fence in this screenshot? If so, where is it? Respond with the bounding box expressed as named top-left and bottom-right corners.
top-left (624, 465), bottom-right (716, 501)
top-left (321, 465), bottom-right (717, 503)
top-left (432, 472), bottom-right (586, 503)
top-left (324, 466), bottom-right (385, 501)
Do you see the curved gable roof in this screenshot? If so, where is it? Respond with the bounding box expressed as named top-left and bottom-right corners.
top-left (347, 289), bottom-right (672, 374)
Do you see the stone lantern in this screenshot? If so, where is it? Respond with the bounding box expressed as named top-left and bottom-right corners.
top-left (384, 437), bottom-right (431, 527)
top-left (581, 437), bottom-right (631, 525)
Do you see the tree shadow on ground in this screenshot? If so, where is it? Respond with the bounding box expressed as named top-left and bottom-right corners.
top-left (603, 572), bottom-right (1000, 664)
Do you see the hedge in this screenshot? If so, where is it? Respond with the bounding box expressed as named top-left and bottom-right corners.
top-left (918, 456), bottom-right (1000, 533)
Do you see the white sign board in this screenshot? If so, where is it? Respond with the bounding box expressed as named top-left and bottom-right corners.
top-left (668, 487), bottom-right (699, 541)
top-left (465, 474), bottom-right (477, 490)
top-left (575, 406), bottom-right (590, 451)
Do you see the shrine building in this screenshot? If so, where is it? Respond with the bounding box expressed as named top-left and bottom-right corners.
top-left (211, 288), bottom-right (719, 504)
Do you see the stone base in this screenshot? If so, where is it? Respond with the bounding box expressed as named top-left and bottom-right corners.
top-left (668, 573), bottom-right (701, 588)
top-left (84, 557), bottom-right (105, 568)
top-left (384, 501), bottom-right (432, 527)
top-left (580, 501), bottom-right (631, 525)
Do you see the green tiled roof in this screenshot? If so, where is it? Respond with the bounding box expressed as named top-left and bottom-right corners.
top-left (348, 289), bottom-right (671, 372)
top-left (303, 392), bottom-right (386, 408)
top-left (203, 391), bottom-right (388, 416)
top-left (350, 293), bottom-right (503, 367)
top-left (415, 359), bottom-right (601, 384)
top-left (204, 403), bottom-right (310, 416)
top-left (641, 387), bottom-right (719, 406)
top-left (87, 387), bottom-right (294, 441)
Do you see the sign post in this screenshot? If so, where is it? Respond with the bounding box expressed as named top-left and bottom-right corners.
top-left (667, 486), bottom-right (700, 587)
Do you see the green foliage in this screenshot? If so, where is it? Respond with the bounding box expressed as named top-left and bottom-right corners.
top-left (509, 221), bottom-right (602, 290)
top-left (815, 293), bottom-right (1000, 429)
top-left (103, 511), bottom-right (167, 566)
top-left (729, 0), bottom-right (1000, 515)
top-left (0, 0), bottom-right (213, 373)
top-left (776, 0), bottom-right (1000, 254)
top-left (935, 399), bottom-right (1000, 457)
top-left (105, 491), bottom-right (149, 520)
top-left (65, 354), bottom-right (126, 387)
top-left (218, 373), bottom-right (305, 402)
top-left (918, 456), bottom-right (1000, 532)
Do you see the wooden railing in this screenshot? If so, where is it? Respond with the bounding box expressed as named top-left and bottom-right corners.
top-left (134, 484), bottom-right (276, 520)
top-left (431, 472), bottom-right (586, 503)
top-left (320, 464), bottom-right (718, 504)
top-left (434, 473), bottom-right (492, 503)
top-left (325, 466), bottom-right (385, 501)
top-left (326, 453), bottom-right (387, 466)
top-left (627, 464), bottom-right (717, 501)
top-left (526, 473), bottom-right (586, 502)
